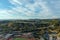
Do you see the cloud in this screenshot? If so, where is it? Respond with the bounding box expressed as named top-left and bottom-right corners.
top-left (0, 9), bottom-right (24, 19)
top-left (0, 0), bottom-right (60, 20)
top-left (8, 0), bottom-right (54, 19)
top-left (0, 10), bottom-right (12, 19)
top-left (0, 0), bottom-right (57, 19)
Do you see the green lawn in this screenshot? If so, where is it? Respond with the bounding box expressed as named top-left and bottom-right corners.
top-left (14, 38), bottom-right (27, 40)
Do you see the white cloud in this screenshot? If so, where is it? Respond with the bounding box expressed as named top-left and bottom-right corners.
top-left (0, 0), bottom-right (59, 20)
top-left (0, 10), bottom-right (11, 16)
top-left (0, 10), bottom-right (12, 19)
top-left (0, 9), bottom-right (23, 19)
top-left (8, 0), bottom-right (55, 19)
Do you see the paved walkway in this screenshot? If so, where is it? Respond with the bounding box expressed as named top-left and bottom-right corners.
top-left (57, 37), bottom-right (60, 40)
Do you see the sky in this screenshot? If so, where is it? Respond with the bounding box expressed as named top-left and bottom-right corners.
top-left (0, 0), bottom-right (60, 20)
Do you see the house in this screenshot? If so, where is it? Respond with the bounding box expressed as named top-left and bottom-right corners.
top-left (0, 35), bottom-right (4, 40)
top-left (4, 34), bottom-right (14, 40)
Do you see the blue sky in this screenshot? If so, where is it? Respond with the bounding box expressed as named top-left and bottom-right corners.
top-left (0, 0), bottom-right (60, 20)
